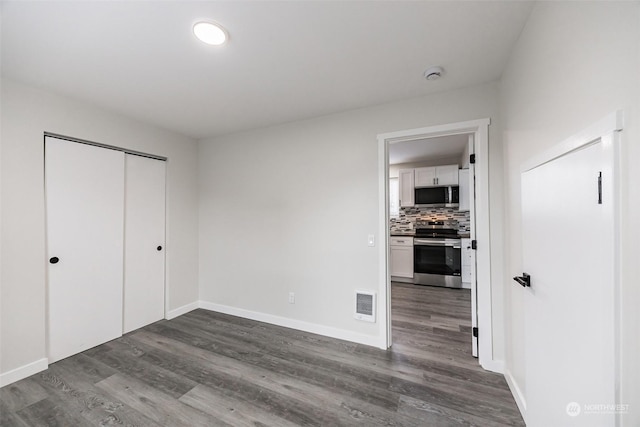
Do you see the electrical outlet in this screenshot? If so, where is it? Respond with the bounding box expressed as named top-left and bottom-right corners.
top-left (288, 292), bottom-right (295, 304)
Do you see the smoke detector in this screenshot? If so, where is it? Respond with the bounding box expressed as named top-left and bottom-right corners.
top-left (423, 66), bottom-right (444, 80)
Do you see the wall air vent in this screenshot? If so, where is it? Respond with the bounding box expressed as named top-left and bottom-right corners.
top-left (354, 290), bottom-right (376, 322)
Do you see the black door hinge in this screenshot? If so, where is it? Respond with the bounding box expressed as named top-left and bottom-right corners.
top-left (470, 154), bottom-right (476, 164)
top-left (471, 240), bottom-right (477, 250)
top-left (472, 327), bottom-right (478, 338)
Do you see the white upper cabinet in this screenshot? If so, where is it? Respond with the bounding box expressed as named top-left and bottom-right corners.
top-left (398, 169), bottom-right (415, 207)
top-left (435, 164), bottom-right (459, 186)
top-left (414, 167), bottom-right (437, 187)
top-left (415, 164), bottom-right (459, 187)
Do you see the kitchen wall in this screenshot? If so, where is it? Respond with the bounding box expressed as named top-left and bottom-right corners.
top-left (198, 82), bottom-right (506, 354)
top-left (0, 79), bottom-right (200, 383)
top-left (500, 2), bottom-right (640, 424)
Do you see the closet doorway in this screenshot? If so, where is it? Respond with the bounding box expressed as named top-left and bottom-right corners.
top-left (45, 135), bottom-right (166, 363)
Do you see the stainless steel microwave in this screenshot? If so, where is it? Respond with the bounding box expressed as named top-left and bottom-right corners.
top-left (415, 186), bottom-right (459, 208)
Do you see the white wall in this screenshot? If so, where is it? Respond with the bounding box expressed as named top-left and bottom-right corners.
top-left (0, 79), bottom-right (200, 380)
top-left (198, 82), bottom-right (507, 356)
top-left (500, 2), bottom-right (640, 424)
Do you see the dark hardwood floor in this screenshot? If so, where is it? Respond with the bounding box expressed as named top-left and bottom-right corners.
top-left (1, 283), bottom-right (524, 426)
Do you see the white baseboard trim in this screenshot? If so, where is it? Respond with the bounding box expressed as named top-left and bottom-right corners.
top-left (505, 368), bottom-right (527, 420)
top-left (166, 301), bottom-right (199, 320)
top-left (0, 358), bottom-right (48, 387)
top-left (481, 358), bottom-right (504, 374)
top-left (199, 301), bottom-right (386, 349)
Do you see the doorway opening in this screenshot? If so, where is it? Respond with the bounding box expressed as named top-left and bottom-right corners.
top-left (377, 118), bottom-right (499, 372)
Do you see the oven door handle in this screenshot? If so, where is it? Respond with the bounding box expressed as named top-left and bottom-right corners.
top-left (414, 238), bottom-right (461, 248)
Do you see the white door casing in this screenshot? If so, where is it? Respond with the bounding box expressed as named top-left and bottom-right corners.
top-left (46, 137), bottom-right (125, 363)
top-left (123, 154), bottom-right (167, 333)
top-left (378, 118), bottom-right (491, 369)
top-left (520, 112), bottom-right (621, 426)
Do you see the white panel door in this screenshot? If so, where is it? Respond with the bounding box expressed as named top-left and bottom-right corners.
top-left (467, 137), bottom-right (478, 358)
top-left (46, 138), bottom-right (125, 363)
top-left (123, 154), bottom-right (166, 333)
top-left (522, 140), bottom-right (615, 426)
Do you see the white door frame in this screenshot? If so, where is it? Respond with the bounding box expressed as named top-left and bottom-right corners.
top-left (377, 118), bottom-right (499, 372)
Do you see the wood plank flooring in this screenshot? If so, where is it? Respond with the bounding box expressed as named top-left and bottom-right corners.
top-left (1, 283), bottom-right (524, 426)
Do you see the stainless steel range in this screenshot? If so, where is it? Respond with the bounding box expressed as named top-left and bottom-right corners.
top-left (413, 220), bottom-right (462, 288)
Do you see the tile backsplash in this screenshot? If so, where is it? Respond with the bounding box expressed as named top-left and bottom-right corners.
top-left (390, 207), bottom-right (470, 234)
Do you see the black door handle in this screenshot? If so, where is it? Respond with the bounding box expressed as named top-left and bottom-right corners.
top-left (513, 273), bottom-right (531, 287)
top-left (49, 257), bottom-right (59, 264)
top-left (157, 246), bottom-right (162, 251)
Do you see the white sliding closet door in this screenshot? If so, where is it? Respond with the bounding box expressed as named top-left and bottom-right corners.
top-left (123, 154), bottom-right (166, 333)
top-left (46, 137), bottom-right (125, 363)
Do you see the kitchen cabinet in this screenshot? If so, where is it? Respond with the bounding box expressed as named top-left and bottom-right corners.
top-left (461, 238), bottom-right (472, 285)
top-left (390, 236), bottom-right (414, 278)
top-left (414, 167), bottom-right (436, 187)
top-left (398, 169), bottom-right (415, 207)
top-left (414, 164), bottom-right (459, 187)
top-left (458, 168), bottom-right (470, 211)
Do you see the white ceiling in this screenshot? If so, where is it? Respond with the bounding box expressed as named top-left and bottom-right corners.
top-left (0, 1), bottom-right (534, 139)
top-left (389, 134), bottom-right (469, 165)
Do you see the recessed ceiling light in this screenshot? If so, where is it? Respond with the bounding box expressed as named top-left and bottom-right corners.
top-left (193, 21), bottom-right (228, 46)
top-left (424, 66), bottom-right (444, 80)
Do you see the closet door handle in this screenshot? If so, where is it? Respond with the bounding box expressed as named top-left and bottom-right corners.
top-left (157, 246), bottom-right (163, 251)
top-left (49, 257), bottom-right (60, 264)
